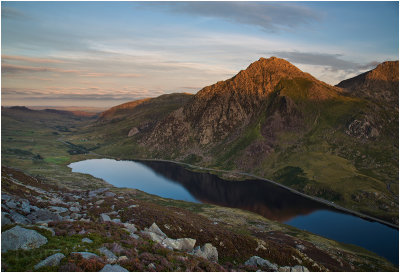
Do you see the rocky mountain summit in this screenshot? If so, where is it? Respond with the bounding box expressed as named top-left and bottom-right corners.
top-left (337, 61), bottom-right (399, 106)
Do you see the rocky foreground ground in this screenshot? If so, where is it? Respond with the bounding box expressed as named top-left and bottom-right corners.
top-left (1, 166), bottom-right (396, 272)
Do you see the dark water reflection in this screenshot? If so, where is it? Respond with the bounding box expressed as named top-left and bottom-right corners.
top-left (69, 158), bottom-right (398, 265)
top-left (138, 160), bottom-right (333, 222)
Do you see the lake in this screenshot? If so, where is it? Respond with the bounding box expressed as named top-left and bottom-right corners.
top-left (68, 158), bottom-right (399, 265)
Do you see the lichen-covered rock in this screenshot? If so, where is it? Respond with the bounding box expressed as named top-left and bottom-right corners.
top-left (2, 226), bottom-right (48, 252)
top-left (34, 253), bottom-right (65, 269)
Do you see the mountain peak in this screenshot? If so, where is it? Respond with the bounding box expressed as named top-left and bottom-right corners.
top-left (336, 60), bottom-right (399, 104)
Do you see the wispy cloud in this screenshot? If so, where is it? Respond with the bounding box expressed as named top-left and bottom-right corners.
top-left (150, 2), bottom-right (321, 32)
top-left (1, 6), bottom-right (30, 20)
top-left (2, 55), bottom-right (66, 64)
top-left (2, 63), bottom-right (80, 74)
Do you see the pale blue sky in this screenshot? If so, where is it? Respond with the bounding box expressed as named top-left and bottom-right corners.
top-left (2, 1), bottom-right (398, 107)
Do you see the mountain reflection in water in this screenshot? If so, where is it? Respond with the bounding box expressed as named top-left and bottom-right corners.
top-left (137, 160), bottom-right (333, 222)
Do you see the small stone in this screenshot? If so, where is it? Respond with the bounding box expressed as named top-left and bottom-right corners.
top-left (105, 192), bottom-right (116, 197)
top-left (117, 256), bottom-right (128, 263)
top-left (99, 247), bottom-right (117, 263)
top-left (148, 263), bottom-right (156, 270)
top-left (100, 213), bottom-right (111, 222)
top-left (128, 204), bottom-right (138, 208)
top-left (279, 266), bottom-right (291, 272)
top-left (100, 264), bottom-right (129, 272)
top-left (34, 253), bottom-right (65, 269)
top-left (82, 238), bottom-right (93, 244)
top-left (69, 206), bottom-right (80, 212)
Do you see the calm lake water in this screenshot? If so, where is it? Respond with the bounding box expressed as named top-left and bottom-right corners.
top-left (69, 158), bottom-right (399, 265)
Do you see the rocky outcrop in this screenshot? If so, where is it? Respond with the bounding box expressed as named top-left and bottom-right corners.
top-left (2, 226), bottom-right (48, 252)
top-left (34, 253), bottom-right (65, 269)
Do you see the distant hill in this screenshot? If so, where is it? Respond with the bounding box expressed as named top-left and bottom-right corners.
top-left (71, 57), bottom-right (399, 224)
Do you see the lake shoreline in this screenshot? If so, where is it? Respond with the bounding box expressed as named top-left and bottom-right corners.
top-left (131, 158), bottom-right (399, 230)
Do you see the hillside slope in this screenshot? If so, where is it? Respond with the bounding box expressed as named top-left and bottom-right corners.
top-left (70, 58), bottom-right (399, 225)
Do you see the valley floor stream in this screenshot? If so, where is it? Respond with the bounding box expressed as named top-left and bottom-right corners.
top-left (69, 158), bottom-right (399, 265)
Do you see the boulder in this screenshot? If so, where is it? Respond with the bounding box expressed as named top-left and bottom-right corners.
top-left (245, 256), bottom-right (278, 271)
top-left (146, 222), bottom-right (167, 238)
top-left (27, 209), bottom-right (62, 223)
top-left (99, 247), bottom-right (117, 263)
top-left (123, 223), bottom-right (137, 233)
top-left (162, 238), bottom-right (196, 252)
top-left (34, 253), bottom-right (65, 269)
top-left (69, 206), bottom-right (80, 212)
top-left (2, 226), bottom-right (48, 252)
top-left (100, 264), bottom-right (129, 272)
top-left (191, 243), bottom-right (218, 262)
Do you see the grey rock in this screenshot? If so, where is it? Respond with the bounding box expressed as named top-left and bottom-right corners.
top-left (142, 231), bottom-right (164, 243)
top-left (71, 213), bottom-right (82, 220)
top-left (123, 223), bottom-right (137, 233)
top-left (117, 256), bottom-right (128, 262)
top-left (27, 209), bottom-right (62, 223)
top-left (99, 247), bottom-right (117, 263)
top-left (100, 213), bottom-right (111, 222)
top-left (104, 192), bottom-right (116, 197)
top-left (2, 194), bottom-right (12, 202)
top-left (82, 238), bottom-right (93, 243)
top-left (162, 238), bottom-right (196, 252)
top-left (129, 233), bottom-right (140, 240)
top-left (244, 256), bottom-right (278, 271)
top-left (2, 212), bottom-right (12, 226)
top-left (128, 204), bottom-right (138, 208)
top-left (112, 219), bottom-right (121, 223)
top-left (96, 200), bottom-right (105, 205)
top-left (69, 206), bottom-right (80, 212)
top-left (20, 199), bottom-right (31, 214)
top-left (6, 200), bottom-right (18, 209)
top-left (128, 127), bottom-right (139, 137)
top-left (71, 252), bottom-right (99, 260)
top-left (2, 226), bottom-right (48, 252)
top-left (146, 222), bottom-right (167, 238)
top-left (296, 244), bottom-right (306, 251)
top-left (279, 266), bottom-right (291, 272)
top-left (148, 263), bottom-right (156, 270)
top-left (100, 264), bottom-right (129, 272)
top-left (49, 206), bottom-right (68, 213)
top-left (37, 226), bottom-right (56, 236)
top-left (88, 188), bottom-right (109, 198)
top-left (9, 210), bottom-right (31, 224)
top-left (191, 243), bottom-right (218, 262)
top-left (34, 253), bottom-right (65, 269)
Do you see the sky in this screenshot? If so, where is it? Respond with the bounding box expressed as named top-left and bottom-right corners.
top-left (2, 1), bottom-right (399, 107)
